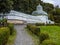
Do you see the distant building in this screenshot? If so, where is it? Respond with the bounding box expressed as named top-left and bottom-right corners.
top-left (5, 4), bottom-right (54, 24)
top-left (32, 4), bottom-right (54, 24)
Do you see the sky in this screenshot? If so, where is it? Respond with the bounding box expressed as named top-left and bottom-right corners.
top-left (41, 0), bottom-right (60, 7)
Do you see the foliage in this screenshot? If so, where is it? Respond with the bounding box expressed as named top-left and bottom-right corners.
top-left (0, 24), bottom-right (15, 45)
top-left (12, 0), bottom-right (54, 14)
top-left (35, 23), bottom-right (60, 26)
top-left (0, 27), bottom-right (10, 45)
top-left (0, 0), bottom-right (13, 13)
top-left (2, 18), bottom-right (7, 26)
top-left (0, 0), bottom-right (13, 19)
top-left (0, 20), bottom-right (1, 25)
top-left (41, 3), bottom-right (54, 13)
top-left (26, 24), bottom-right (60, 45)
top-left (35, 23), bottom-right (45, 26)
top-left (12, 0), bottom-right (58, 23)
top-left (0, 18), bottom-right (7, 27)
top-left (6, 29), bottom-right (16, 45)
top-left (8, 23), bottom-right (14, 35)
top-left (52, 8), bottom-right (60, 15)
top-left (39, 32), bottom-right (49, 43)
top-left (0, 0), bottom-right (60, 23)
top-left (27, 24), bottom-right (40, 36)
top-left (42, 39), bottom-right (56, 45)
top-left (48, 14), bottom-right (54, 21)
top-left (31, 25), bottom-right (40, 36)
top-left (26, 24), bottom-right (32, 30)
top-left (40, 26), bottom-right (60, 45)
top-left (13, 0), bottom-right (40, 14)
top-left (49, 8), bottom-right (60, 23)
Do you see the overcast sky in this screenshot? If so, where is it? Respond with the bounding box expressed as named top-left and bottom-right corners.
top-left (41, 0), bottom-right (60, 7)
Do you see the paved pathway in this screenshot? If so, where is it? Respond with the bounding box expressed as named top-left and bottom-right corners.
top-left (14, 25), bottom-right (34, 45)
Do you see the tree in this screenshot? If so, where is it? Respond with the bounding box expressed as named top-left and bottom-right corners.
top-left (55, 5), bottom-right (59, 9)
top-left (0, 0), bottom-right (13, 27)
top-left (53, 8), bottom-right (60, 23)
top-left (42, 3), bottom-right (54, 13)
top-left (13, 0), bottom-right (40, 14)
top-left (49, 7), bottom-right (60, 23)
top-left (0, 0), bottom-right (13, 19)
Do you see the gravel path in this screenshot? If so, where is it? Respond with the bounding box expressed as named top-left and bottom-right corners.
top-left (14, 25), bottom-right (34, 45)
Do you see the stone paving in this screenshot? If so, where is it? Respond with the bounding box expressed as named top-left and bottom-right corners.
top-left (14, 25), bottom-right (34, 45)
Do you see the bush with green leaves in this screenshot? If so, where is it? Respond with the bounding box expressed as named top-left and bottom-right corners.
top-left (8, 23), bottom-right (14, 35)
top-left (2, 18), bottom-right (7, 26)
top-left (26, 24), bottom-right (32, 30)
top-left (42, 39), bottom-right (56, 45)
top-left (0, 18), bottom-right (7, 27)
top-left (54, 23), bottom-right (60, 26)
top-left (35, 23), bottom-right (45, 26)
top-left (31, 25), bottom-right (40, 36)
top-left (0, 19), bottom-right (2, 26)
top-left (46, 24), bottom-right (55, 26)
top-left (2, 18), bottom-right (7, 22)
top-left (27, 24), bottom-right (40, 36)
top-left (0, 27), bottom-right (10, 45)
top-left (39, 32), bottom-right (49, 43)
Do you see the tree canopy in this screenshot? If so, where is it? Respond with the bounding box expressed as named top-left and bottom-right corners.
top-left (0, 0), bottom-right (13, 14)
top-left (0, 0), bottom-right (60, 23)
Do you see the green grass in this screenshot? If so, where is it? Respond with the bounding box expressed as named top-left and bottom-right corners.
top-left (6, 30), bottom-right (16, 45)
top-left (40, 26), bottom-right (60, 45)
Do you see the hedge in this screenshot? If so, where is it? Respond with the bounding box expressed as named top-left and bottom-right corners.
top-left (0, 27), bottom-right (10, 45)
top-left (39, 33), bottom-right (49, 43)
top-left (42, 39), bottom-right (56, 45)
top-left (8, 23), bottom-right (14, 35)
top-left (27, 24), bottom-right (40, 36)
top-left (0, 18), bottom-right (7, 27)
top-left (35, 23), bottom-right (45, 26)
top-left (35, 23), bottom-right (60, 26)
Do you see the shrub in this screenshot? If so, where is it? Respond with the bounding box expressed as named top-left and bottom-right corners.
top-left (42, 39), bottom-right (56, 45)
top-left (26, 24), bottom-right (40, 36)
top-left (2, 18), bottom-right (7, 23)
top-left (26, 24), bottom-right (32, 30)
top-left (0, 18), bottom-right (7, 27)
top-left (31, 25), bottom-right (40, 36)
top-left (8, 23), bottom-right (14, 35)
top-left (2, 18), bottom-right (7, 26)
top-left (34, 27), bottom-right (40, 36)
top-left (39, 33), bottom-right (49, 43)
top-left (35, 23), bottom-right (45, 26)
top-left (54, 23), bottom-right (60, 26)
top-left (0, 27), bottom-right (10, 45)
top-left (46, 24), bottom-right (55, 26)
top-left (0, 19), bottom-right (2, 27)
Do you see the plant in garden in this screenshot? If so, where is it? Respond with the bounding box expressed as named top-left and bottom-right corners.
top-left (39, 32), bottom-right (49, 43)
top-left (27, 24), bottom-right (40, 36)
top-left (0, 27), bottom-right (10, 45)
top-left (0, 0), bottom-right (13, 27)
top-left (42, 39), bottom-right (56, 45)
top-left (8, 23), bottom-right (14, 35)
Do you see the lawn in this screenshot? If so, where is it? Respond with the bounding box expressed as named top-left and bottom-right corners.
top-left (40, 26), bottom-right (60, 45)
